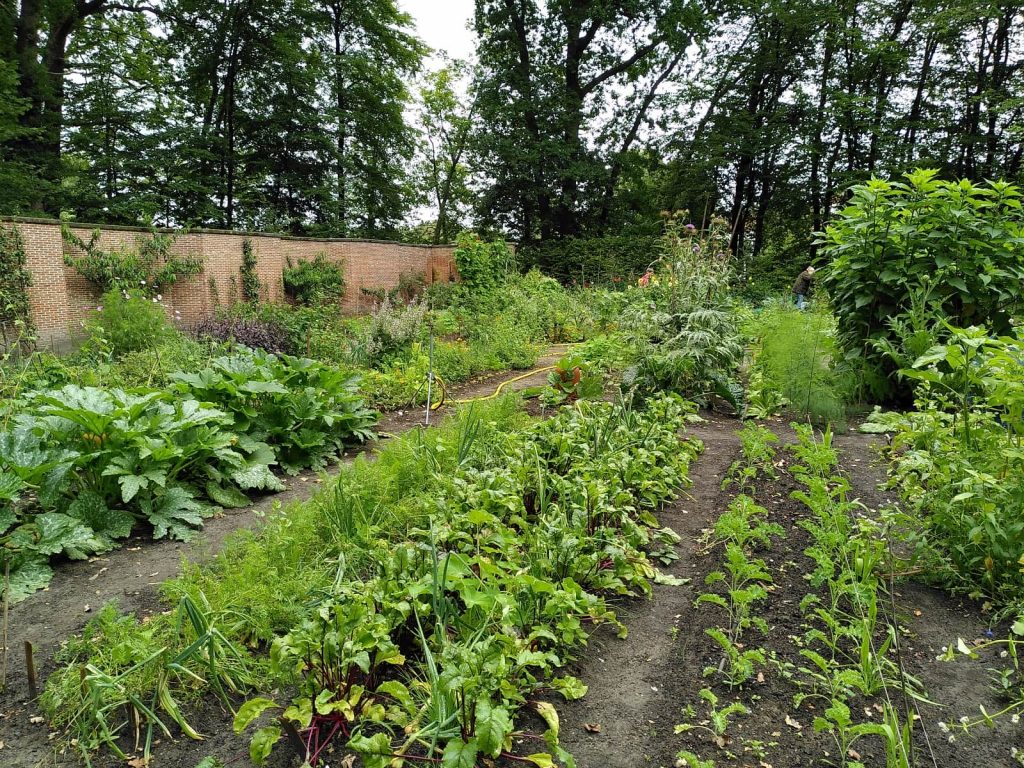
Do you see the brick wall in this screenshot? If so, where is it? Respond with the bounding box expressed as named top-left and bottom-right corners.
top-left (1, 218), bottom-right (457, 349)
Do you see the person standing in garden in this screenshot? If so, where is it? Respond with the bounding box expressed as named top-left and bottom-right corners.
top-left (792, 265), bottom-right (815, 309)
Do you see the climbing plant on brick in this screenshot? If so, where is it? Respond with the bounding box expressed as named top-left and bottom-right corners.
top-left (0, 223), bottom-right (34, 350)
top-left (61, 225), bottom-right (204, 295)
top-left (240, 238), bottom-right (262, 303)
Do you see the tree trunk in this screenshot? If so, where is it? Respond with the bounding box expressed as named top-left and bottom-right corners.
top-left (866, 0), bottom-right (913, 171)
top-left (902, 33), bottom-right (936, 165)
top-left (333, 1), bottom-right (349, 234)
top-left (810, 30), bottom-right (834, 259)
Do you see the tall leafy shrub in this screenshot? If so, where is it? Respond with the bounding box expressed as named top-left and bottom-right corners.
top-left (821, 169), bottom-right (1024, 399)
top-left (452, 233), bottom-right (516, 295)
top-left (0, 223), bottom-right (33, 350)
top-left (86, 288), bottom-right (172, 357)
top-left (282, 253), bottom-right (345, 306)
top-left (620, 215), bottom-right (744, 407)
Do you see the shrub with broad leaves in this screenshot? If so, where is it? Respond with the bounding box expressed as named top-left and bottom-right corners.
top-left (1, 385), bottom-right (281, 603)
top-left (821, 169), bottom-right (1024, 400)
top-left (172, 351), bottom-right (378, 474)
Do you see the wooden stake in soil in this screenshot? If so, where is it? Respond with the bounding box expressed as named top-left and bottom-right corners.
top-left (25, 640), bottom-right (37, 698)
top-left (1, 560), bottom-right (8, 692)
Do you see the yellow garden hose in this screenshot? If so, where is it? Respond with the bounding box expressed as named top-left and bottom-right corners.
top-left (423, 343), bottom-right (573, 411)
top-left (449, 365), bottom-right (556, 406)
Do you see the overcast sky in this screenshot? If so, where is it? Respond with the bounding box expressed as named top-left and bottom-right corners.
top-left (401, 0), bottom-right (477, 65)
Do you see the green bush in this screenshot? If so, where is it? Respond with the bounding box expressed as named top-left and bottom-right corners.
top-left (104, 335), bottom-right (215, 389)
top-left (822, 169), bottom-right (1024, 400)
top-left (452, 232), bottom-right (516, 295)
top-left (432, 340), bottom-right (475, 382)
top-left (874, 327), bottom-right (1024, 615)
top-left (282, 252), bottom-right (346, 306)
top-left (85, 288), bottom-right (172, 357)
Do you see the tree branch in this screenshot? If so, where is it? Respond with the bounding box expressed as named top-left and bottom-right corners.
top-left (581, 37), bottom-right (661, 95)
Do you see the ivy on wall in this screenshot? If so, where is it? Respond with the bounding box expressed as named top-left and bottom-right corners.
top-left (0, 223), bottom-right (34, 351)
top-left (240, 238), bottom-right (262, 304)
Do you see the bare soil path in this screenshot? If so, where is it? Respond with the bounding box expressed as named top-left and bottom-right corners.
top-left (549, 412), bottom-right (743, 768)
top-left (0, 347), bottom-right (568, 768)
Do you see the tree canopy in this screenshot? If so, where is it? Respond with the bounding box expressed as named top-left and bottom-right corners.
top-left (0, 0), bottom-right (1021, 253)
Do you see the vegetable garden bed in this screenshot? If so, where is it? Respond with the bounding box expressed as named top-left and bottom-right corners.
top-left (3, 410), bottom-right (1014, 768)
top-left (536, 417), bottom-right (1017, 768)
top-left (0, 352), bottom-right (570, 768)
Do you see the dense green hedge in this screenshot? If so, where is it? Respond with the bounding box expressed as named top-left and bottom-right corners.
top-left (519, 234), bottom-right (658, 285)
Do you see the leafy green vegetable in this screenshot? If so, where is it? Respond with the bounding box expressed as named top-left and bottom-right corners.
top-left (173, 351), bottom-right (377, 474)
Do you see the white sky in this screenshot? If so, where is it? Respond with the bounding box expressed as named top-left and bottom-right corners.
top-left (401, 0), bottom-right (478, 65)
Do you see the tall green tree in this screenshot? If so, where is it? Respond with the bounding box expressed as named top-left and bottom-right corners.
top-left (310, 0), bottom-right (424, 236)
top-left (62, 13), bottom-right (170, 224)
top-left (471, 0), bottom-right (705, 241)
top-left (415, 61), bottom-right (476, 244)
top-left (0, 57), bottom-right (38, 212)
top-left (1, 0), bottom-right (162, 212)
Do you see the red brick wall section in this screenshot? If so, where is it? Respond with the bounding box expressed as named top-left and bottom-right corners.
top-left (2, 218), bottom-right (457, 347)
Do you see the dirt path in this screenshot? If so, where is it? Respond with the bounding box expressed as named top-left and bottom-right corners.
top-left (550, 412), bottom-right (742, 768)
top-left (0, 348), bottom-right (568, 766)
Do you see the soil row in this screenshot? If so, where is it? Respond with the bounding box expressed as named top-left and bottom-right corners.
top-left (537, 418), bottom-right (1016, 768)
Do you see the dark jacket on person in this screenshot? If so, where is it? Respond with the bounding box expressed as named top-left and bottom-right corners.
top-left (793, 269), bottom-right (814, 296)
